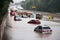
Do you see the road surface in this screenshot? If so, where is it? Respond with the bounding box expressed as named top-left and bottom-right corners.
top-left (2, 13), bottom-right (60, 40)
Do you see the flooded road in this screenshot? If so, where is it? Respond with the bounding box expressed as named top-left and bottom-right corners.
top-left (2, 14), bottom-right (60, 40)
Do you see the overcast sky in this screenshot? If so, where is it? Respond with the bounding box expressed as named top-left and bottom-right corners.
top-left (13, 0), bottom-right (25, 3)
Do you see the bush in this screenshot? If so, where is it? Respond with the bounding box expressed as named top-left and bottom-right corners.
top-left (0, 0), bottom-right (13, 25)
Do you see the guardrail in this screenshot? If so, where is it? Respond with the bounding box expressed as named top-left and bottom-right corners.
top-left (0, 13), bottom-right (7, 40)
top-left (17, 9), bottom-right (60, 18)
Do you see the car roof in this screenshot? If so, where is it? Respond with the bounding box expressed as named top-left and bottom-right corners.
top-left (37, 25), bottom-right (50, 27)
top-left (31, 19), bottom-right (38, 21)
top-left (37, 25), bottom-right (51, 29)
top-left (42, 27), bottom-right (50, 29)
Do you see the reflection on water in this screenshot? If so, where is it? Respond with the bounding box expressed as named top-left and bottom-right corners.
top-left (34, 32), bottom-right (52, 38)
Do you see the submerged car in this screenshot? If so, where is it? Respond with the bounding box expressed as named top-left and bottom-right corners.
top-left (22, 14), bottom-right (28, 18)
top-left (28, 20), bottom-right (41, 24)
top-left (14, 15), bottom-right (22, 21)
top-left (36, 14), bottom-right (43, 19)
top-left (34, 25), bottom-right (52, 33)
top-left (10, 11), bottom-right (16, 16)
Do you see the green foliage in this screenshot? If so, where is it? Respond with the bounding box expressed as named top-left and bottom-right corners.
top-left (0, 0), bottom-right (13, 24)
top-left (22, 0), bottom-right (60, 13)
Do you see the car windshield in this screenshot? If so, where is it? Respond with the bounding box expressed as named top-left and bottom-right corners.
top-left (16, 16), bottom-right (20, 18)
top-left (37, 26), bottom-right (42, 29)
top-left (43, 27), bottom-right (50, 29)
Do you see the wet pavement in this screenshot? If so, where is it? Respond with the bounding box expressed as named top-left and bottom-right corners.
top-left (2, 14), bottom-right (60, 40)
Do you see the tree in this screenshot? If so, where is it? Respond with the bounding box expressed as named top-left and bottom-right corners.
top-left (0, 0), bottom-right (13, 24)
top-left (22, 0), bottom-right (60, 13)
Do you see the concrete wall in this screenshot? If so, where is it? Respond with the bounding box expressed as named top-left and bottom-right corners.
top-left (0, 13), bottom-right (7, 40)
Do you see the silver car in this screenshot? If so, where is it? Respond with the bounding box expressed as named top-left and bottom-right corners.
top-left (34, 25), bottom-right (52, 33)
top-left (14, 15), bottom-right (22, 21)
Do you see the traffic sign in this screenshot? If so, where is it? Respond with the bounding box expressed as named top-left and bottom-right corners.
top-left (32, 5), bottom-right (36, 8)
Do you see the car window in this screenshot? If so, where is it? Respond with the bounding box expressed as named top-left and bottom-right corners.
top-left (16, 16), bottom-right (20, 18)
top-left (37, 26), bottom-right (42, 29)
top-left (43, 27), bottom-right (50, 29)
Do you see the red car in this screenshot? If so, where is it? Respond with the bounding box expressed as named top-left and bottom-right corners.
top-left (28, 20), bottom-right (41, 24)
top-left (10, 11), bottom-right (16, 16)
